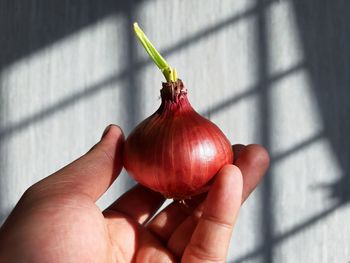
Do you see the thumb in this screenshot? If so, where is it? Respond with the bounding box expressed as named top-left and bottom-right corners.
top-left (30, 125), bottom-right (125, 201)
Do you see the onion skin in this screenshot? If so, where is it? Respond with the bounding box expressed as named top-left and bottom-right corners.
top-left (123, 80), bottom-right (233, 199)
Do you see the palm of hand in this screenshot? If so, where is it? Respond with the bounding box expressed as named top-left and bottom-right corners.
top-left (0, 126), bottom-right (269, 263)
top-left (2, 183), bottom-right (231, 263)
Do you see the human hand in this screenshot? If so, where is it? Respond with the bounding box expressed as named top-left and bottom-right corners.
top-left (0, 125), bottom-right (269, 263)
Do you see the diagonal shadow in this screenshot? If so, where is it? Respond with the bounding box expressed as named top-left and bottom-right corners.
top-left (1, 0), bottom-right (280, 220)
top-left (0, 0), bottom-right (148, 223)
top-left (233, 131), bottom-right (341, 263)
top-left (291, 0), bottom-right (350, 207)
top-left (0, 60), bottom-right (305, 141)
top-left (2, 1), bottom-right (347, 261)
top-left (235, 201), bottom-right (343, 262)
top-left (0, 3), bottom-right (280, 141)
top-left (233, 1), bottom-right (350, 261)
top-left (201, 61), bottom-right (305, 118)
top-left (0, 74), bottom-right (123, 139)
top-left (0, 0), bottom-right (145, 71)
top-left (271, 131), bottom-right (324, 163)
top-left (164, 0), bottom-right (276, 54)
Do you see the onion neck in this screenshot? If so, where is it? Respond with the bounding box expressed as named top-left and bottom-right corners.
top-left (157, 79), bottom-right (192, 115)
top-left (161, 79), bottom-right (187, 103)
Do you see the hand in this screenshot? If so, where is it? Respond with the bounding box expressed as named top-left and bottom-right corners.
top-left (0, 125), bottom-right (269, 263)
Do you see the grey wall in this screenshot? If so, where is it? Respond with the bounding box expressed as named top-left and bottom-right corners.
top-left (1, 0), bottom-right (349, 262)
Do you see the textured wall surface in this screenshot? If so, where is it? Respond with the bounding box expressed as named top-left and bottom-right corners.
top-left (1, 0), bottom-right (350, 262)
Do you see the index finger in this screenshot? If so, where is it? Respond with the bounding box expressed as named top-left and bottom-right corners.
top-left (234, 144), bottom-right (270, 202)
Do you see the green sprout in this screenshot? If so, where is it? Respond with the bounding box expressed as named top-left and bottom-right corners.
top-left (133, 23), bottom-right (177, 82)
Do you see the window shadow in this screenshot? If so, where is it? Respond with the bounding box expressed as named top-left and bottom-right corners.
top-left (1, 1), bottom-right (348, 261)
top-left (0, 0), bottom-right (148, 219)
top-left (1, 1), bottom-right (274, 216)
top-left (0, 0), bottom-right (146, 71)
top-left (233, 1), bottom-right (350, 262)
top-left (291, 0), bottom-right (350, 206)
top-left (254, 0), bottom-right (273, 262)
top-left (201, 62), bottom-right (305, 118)
top-left (235, 201), bottom-right (341, 262)
top-left (1, 0), bottom-right (272, 221)
top-left (0, 3), bottom-right (278, 141)
top-left (0, 2), bottom-right (272, 198)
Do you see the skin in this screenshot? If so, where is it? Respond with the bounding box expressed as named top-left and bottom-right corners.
top-left (0, 125), bottom-right (269, 263)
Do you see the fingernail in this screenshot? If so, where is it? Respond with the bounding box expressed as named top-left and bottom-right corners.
top-left (101, 124), bottom-right (112, 139)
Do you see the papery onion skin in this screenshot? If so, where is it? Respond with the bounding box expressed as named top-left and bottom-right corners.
top-left (123, 80), bottom-right (233, 199)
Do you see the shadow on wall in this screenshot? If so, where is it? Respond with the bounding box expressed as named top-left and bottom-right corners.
top-left (235, 1), bottom-right (350, 262)
top-left (292, 0), bottom-right (350, 205)
top-left (0, 0), bottom-right (146, 71)
top-left (0, 0), bottom-right (277, 221)
top-left (0, 0), bottom-right (349, 261)
top-left (0, 0), bottom-right (146, 217)
top-left (0, 1), bottom-right (280, 142)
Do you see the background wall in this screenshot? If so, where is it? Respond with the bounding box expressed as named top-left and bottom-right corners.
top-left (1, 0), bottom-right (349, 262)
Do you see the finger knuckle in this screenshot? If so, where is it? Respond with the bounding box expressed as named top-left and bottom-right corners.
top-left (186, 243), bottom-right (225, 262)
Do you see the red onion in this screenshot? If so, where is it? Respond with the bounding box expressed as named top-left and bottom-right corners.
top-left (123, 24), bottom-right (233, 199)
